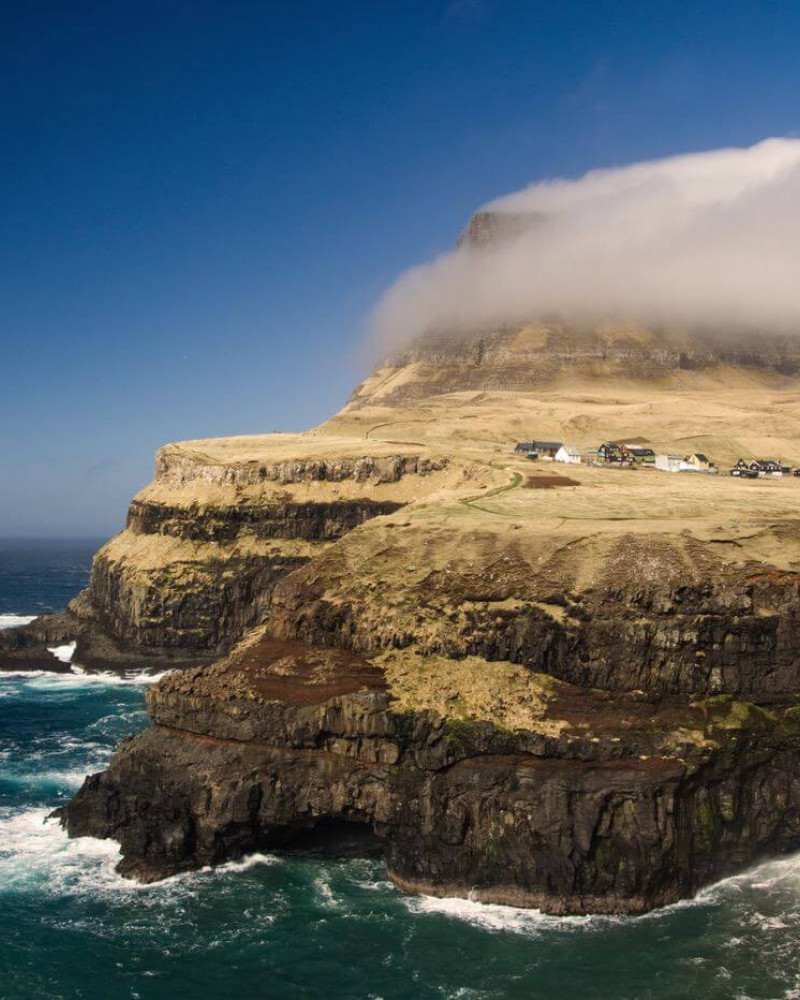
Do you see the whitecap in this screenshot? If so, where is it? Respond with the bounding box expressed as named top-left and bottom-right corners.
top-left (0, 807), bottom-right (125, 896)
top-left (4, 768), bottom-right (94, 790)
top-left (208, 853), bottom-right (281, 876)
top-left (357, 879), bottom-right (394, 892)
top-left (313, 874), bottom-right (340, 909)
top-left (692, 851), bottom-right (800, 904)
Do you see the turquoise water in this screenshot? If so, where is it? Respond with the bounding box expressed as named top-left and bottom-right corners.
top-left (2, 543), bottom-right (800, 999)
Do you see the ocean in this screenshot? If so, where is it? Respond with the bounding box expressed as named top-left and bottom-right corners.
top-left (1, 539), bottom-right (800, 1000)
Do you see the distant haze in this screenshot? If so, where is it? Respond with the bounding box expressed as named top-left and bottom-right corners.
top-left (373, 139), bottom-right (800, 347)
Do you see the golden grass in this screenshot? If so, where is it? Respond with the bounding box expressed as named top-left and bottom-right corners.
top-left (378, 649), bottom-right (567, 735)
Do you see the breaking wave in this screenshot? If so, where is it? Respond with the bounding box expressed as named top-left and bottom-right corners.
top-left (0, 666), bottom-right (173, 688)
top-left (0, 805), bottom-right (281, 900)
top-left (0, 614), bottom-right (37, 630)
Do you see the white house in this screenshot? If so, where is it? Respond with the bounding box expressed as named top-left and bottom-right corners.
top-left (555, 445), bottom-right (582, 465)
top-left (655, 454), bottom-right (682, 473)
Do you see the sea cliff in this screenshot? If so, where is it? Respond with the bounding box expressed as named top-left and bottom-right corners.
top-left (7, 267), bottom-right (800, 913)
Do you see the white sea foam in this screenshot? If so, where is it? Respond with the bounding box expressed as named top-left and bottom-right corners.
top-left (313, 873), bottom-right (341, 909)
top-left (0, 806), bottom-right (281, 899)
top-left (407, 850), bottom-right (800, 937)
top-left (208, 853), bottom-right (281, 876)
top-left (356, 878), bottom-right (394, 892)
top-left (0, 666), bottom-right (174, 690)
top-left (0, 807), bottom-right (125, 895)
top-left (0, 614), bottom-right (36, 630)
top-left (47, 640), bottom-right (76, 664)
top-left (5, 768), bottom-right (95, 790)
top-left (696, 850), bottom-right (800, 901)
top-left (66, 665), bottom-right (174, 686)
top-left (407, 893), bottom-right (600, 936)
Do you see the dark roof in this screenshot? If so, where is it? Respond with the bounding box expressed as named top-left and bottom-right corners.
top-left (692, 453), bottom-right (709, 462)
top-left (533, 441), bottom-right (563, 450)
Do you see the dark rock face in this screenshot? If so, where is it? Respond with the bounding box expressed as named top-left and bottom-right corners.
top-left (126, 497), bottom-right (405, 543)
top-left (0, 490), bottom-right (409, 671)
top-left (30, 493), bottom-right (800, 914)
top-left (387, 744), bottom-right (800, 913)
top-left (0, 612), bottom-right (80, 672)
top-left (88, 548), bottom-right (307, 653)
top-left (58, 636), bottom-right (800, 913)
top-left (356, 323), bottom-right (800, 409)
top-left (87, 498), bottom-right (409, 656)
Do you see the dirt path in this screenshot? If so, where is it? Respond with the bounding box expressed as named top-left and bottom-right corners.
top-left (460, 469), bottom-right (524, 515)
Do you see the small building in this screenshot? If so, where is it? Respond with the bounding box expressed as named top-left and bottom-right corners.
top-left (555, 445), bottom-right (582, 465)
top-left (623, 445), bottom-right (656, 466)
top-left (751, 459), bottom-right (783, 477)
top-left (598, 442), bottom-right (623, 463)
top-left (514, 442), bottom-right (537, 454)
top-left (731, 459), bottom-right (758, 478)
top-left (655, 454), bottom-right (682, 473)
top-left (684, 453), bottom-right (711, 472)
top-left (532, 440), bottom-right (563, 461)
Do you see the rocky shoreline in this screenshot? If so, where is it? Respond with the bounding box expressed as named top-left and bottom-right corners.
top-left (55, 630), bottom-right (800, 914)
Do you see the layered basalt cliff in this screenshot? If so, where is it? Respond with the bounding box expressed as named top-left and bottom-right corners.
top-left (57, 482), bottom-right (800, 913)
top-left (1, 443), bottom-right (448, 671)
top-left (59, 627), bottom-right (800, 914)
top-left (348, 320), bottom-right (800, 410)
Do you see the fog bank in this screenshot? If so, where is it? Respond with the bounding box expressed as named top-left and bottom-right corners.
top-left (373, 139), bottom-right (800, 347)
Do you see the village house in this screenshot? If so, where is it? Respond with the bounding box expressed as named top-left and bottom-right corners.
top-left (555, 445), bottom-right (582, 464)
top-left (597, 442), bottom-right (624, 463)
top-left (655, 454), bottom-right (683, 473)
top-left (513, 440), bottom-right (562, 460)
top-left (622, 445), bottom-right (656, 466)
top-left (531, 440), bottom-right (563, 460)
top-left (731, 459), bottom-right (759, 478)
top-left (730, 458), bottom-right (786, 477)
top-left (750, 459), bottom-right (783, 477)
top-left (684, 453), bottom-right (711, 471)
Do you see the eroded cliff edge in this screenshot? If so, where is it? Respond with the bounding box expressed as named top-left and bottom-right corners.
top-left (0, 436), bottom-right (448, 670)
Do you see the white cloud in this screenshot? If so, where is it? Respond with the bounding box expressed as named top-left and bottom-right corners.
top-left (372, 138), bottom-right (800, 347)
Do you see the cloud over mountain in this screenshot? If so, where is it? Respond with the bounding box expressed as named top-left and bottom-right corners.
top-left (373, 139), bottom-right (800, 346)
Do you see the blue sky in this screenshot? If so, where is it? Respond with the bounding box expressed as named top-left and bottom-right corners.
top-left (2, 0), bottom-right (799, 536)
